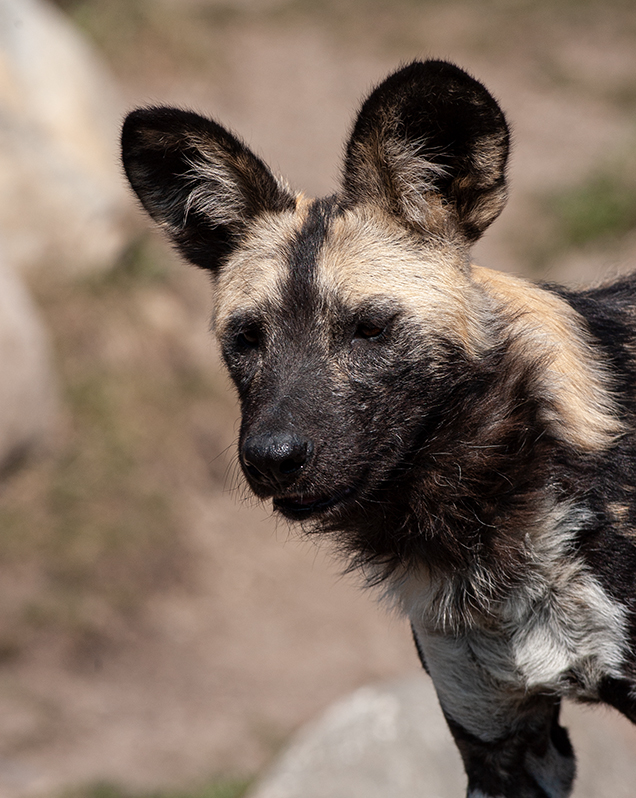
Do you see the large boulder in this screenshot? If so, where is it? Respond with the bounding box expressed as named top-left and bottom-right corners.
top-left (248, 675), bottom-right (636, 798)
top-left (248, 676), bottom-right (465, 798)
top-left (0, 252), bottom-right (58, 471)
top-left (0, 0), bottom-right (133, 276)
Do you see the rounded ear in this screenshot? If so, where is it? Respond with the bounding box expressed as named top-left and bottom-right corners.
top-left (342, 60), bottom-right (510, 243)
top-left (121, 107), bottom-right (295, 270)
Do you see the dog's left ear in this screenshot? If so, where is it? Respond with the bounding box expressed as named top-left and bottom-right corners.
top-left (121, 107), bottom-right (296, 271)
top-left (342, 60), bottom-right (510, 243)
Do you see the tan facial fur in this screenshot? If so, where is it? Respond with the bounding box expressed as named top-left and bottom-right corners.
top-left (212, 194), bottom-right (312, 330)
top-left (316, 205), bottom-right (492, 358)
top-left (214, 196), bottom-right (623, 456)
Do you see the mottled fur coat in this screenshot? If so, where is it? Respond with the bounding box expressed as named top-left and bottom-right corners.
top-left (122, 61), bottom-right (636, 798)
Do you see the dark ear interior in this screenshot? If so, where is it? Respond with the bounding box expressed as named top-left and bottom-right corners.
top-left (342, 60), bottom-right (510, 242)
top-left (121, 107), bottom-right (295, 270)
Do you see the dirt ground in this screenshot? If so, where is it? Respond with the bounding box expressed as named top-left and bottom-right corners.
top-left (2, 1), bottom-right (636, 795)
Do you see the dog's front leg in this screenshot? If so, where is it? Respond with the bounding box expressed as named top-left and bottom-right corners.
top-left (443, 697), bottom-right (575, 798)
top-left (412, 628), bottom-right (576, 798)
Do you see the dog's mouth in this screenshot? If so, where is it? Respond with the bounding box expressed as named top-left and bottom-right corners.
top-left (273, 486), bottom-right (355, 519)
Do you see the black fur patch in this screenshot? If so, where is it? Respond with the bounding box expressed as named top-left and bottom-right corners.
top-left (283, 197), bottom-right (340, 306)
top-left (546, 278), bottom-right (636, 669)
top-left (444, 699), bottom-right (574, 798)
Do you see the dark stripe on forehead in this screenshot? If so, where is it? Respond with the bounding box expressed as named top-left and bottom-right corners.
top-left (274, 196), bottom-right (341, 330)
top-left (286, 196), bottom-right (341, 291)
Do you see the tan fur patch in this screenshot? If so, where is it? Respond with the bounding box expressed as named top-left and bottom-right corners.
top-left (472, 265), bottom-right (624, 451)
top-left (316, 206), bottom-right (491, 357)
top-left (608, 502), bottom-right (631, 526)
top-left (213, 193), bottom-right (311, 330)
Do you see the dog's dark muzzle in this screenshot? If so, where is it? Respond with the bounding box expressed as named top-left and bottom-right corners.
top-left (241, 430), bottom-right (313, 492)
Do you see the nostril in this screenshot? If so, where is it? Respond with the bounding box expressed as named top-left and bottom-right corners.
top-left (279, 438), bottom-right (313, 475)
top-left (280, 454), bottom-right (306, 475)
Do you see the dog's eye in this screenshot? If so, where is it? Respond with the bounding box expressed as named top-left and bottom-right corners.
top-left (237, 326), bottom-right (260, 348)
top-left (354, 322), bottom-right (385, 340)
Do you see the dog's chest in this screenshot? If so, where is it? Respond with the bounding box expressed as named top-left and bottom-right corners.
top-left (401, 544), bottom-right (628, 739)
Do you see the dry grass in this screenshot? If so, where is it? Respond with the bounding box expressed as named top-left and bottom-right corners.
top-left (64, 778), bottom-right (251, 798)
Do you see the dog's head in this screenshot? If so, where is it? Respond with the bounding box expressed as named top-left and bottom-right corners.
top-left (121, 60), bottom-right (510, 531)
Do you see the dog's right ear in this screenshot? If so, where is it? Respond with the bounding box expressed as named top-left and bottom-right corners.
top-left (121, 107), bottom-right (296, 271)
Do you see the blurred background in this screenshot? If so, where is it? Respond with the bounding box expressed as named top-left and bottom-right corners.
top-left (0, 0), bottom-right (635, 796)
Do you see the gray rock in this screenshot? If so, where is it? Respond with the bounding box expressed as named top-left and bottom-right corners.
top-left (248, 675), bottom-right (636, 798)
top-left (0, 253), bottom-right (58, 470)
top-left (248, 676), bottom-right (465, 798)
top-left (0, 0), bottom-right (133, 276)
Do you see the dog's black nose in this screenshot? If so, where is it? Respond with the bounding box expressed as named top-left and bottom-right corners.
top-left (241, 431), bottom-right (312, 489)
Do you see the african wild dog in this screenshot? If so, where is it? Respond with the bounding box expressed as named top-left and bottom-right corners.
top-left (121, 60), bottom-right (636, 798)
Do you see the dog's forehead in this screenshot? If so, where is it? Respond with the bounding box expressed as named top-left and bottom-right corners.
top-left (213, 197), bottom-right (477, 340)
top-left (212, 196), bottom-right (312, 327)
top-left (316, 207), bottom-right (469, 308)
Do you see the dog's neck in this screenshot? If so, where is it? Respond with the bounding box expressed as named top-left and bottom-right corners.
top-left (471, 264), bottom-right (623, 451)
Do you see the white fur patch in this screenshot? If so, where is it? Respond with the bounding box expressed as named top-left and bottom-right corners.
top-left (397, 499), bottom-right (628, 742)
top-left (507, 504), bottom-right (627, 693)
top-left (182, 151), bottom-right (248, 230)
